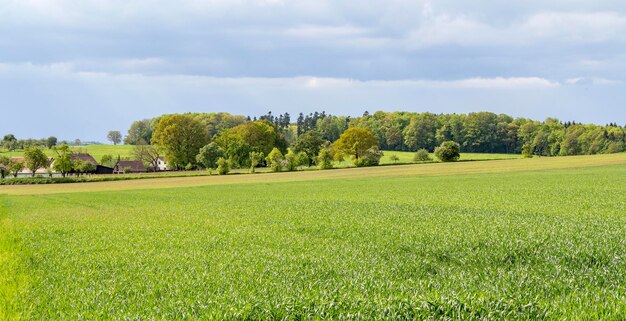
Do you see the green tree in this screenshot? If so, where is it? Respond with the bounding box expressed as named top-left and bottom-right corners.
top-left (316, 147), bottom-right (333, 170)
top-left (0, 156), bottom-right (9, 178)
top-left (196, 142), bottom-right (224, 170)
top-left (354, 146), bottom-right (383, 167)
top-left (266, 148), bottom-right (284, 172)
top-left (24, 146), bottom-right (49, 177)
top-left (8, 159), bottom-right (24, 178)
top-left (46, 136), bottom-right (58, 149)
top-left (296, 151), bottom-right (310, 168)
top-left (2, 134), bottom-right (18, 151)
top-left (463, 112), bottom-right (498, 152)
top-left (284, 149), bottom-right (298, 171)
top-left (151, 114), bottom-right (209, 169)
top-left (52, 144), bottom-right (74, 177)
top-left (292, 130), bottom-right (325, 165)
top-left (107, 131), bottom-right (122, 145)
top-left (216, 157), bottom-right (230, 175)
top-left (124, 119), bottom-right (153, 145)
top-left (215, 120), bottom-right (287, 168)
top-left (434, 141), bottom-right (461, 162)
top-left (73, 160), bottom-right (95, 176)
top-left (100, 154), bottom-right (117, 168)
top-left (332, 127), bottom-right (378, 162)
top-left (403, 112), bottom-right (438, 151)
top-left (389, 154), bottom-right (400, 164)
top-left (249, 151), bottom-right (264, 173)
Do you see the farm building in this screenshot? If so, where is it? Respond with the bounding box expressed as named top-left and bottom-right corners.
top-left (11, 156), bottom-right (54, 176)
top-left (70, 153), bottom-right (98, 165)
top-left (114, 160), bottom-right (147, 174)
top-left (156, 157), bottom-right (168, 171)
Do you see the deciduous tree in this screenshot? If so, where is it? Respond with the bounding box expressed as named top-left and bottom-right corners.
top-left (107, 131), bottom-right (122, 145)
top-left (332, 127), bottom-right (378, 163)
top-left (434, 141), bottom-right (461, 162)
top-left (53, 144), bottom-right (74, 177)
top-left (151, 114), bottom-right (209, 169)
top-left (24, 146), bottom-right (49, 177)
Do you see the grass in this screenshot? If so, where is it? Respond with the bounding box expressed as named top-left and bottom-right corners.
top-left (0, 144), bottom-right (134, 163)
top-left (1, 154), bottom-right (626, 319)
top-left (379, 151), bottom-right (520, 165)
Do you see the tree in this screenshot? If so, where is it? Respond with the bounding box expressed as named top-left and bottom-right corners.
top-left (292, 130), bottom-right (325, 165)
top-left (389, 154), bottom-right (400, 163)
top-left (46, 136), bottom-right (58, 149)
top-left (266, 148), bottom-right (284, 172)
top-left (316, 147), bottom-right (334, 170)
top-left (24, 146), bottom-right (49, 177)
top-left (73, 160), bottom-right (95, 176)
top-left (214, 120), bottom-right (287, 168)
top-left (249, 151), bottom-right (264, 173)
top-left (100, 154), bottom-right (117, 168)
top-left (52, 144), bottom-right (74, 177)
top-left (196, 142), bottom-right (224, 170)
top-left (332, 127), bottom-right (378, 162)
top-left (403, 113), bottom-right (438, 151)
top-left (284, 149), bottom-right (298, 171)
top-left (296, 151), bottom-right (310, 168)
top-left (0, 156), bottom-right (9, 178)
top-left (124, 119), bottom-right (153, 145)
top-left (354, 146), bottom-right (383, 167)
top-left (434, 141), bottom-right (461, 162)
top-left (132, 143), bottom-right (161, 171)
top-left (8, 160), bottom-right (24, 178)
top-left (151, 114), bottom-right (209, 169)
top-left (107, 131), bottom-right (122, 145)
top-left (2, 134), bottom-right (18, 151)
top-left (216, 157), bottom-right (230, 175)
top-left (414, 149), bottom-right (432, 162)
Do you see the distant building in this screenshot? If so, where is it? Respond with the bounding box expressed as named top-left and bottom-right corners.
top-left (11, 156), bottom-right (54, 176)
top-left (156, 157), bottom-right (168, 171)
top-left (114, 160), bottom-right (147, 174)
top-left (70, 153), bottom-right (98, 165)
top-left (95, 165), bottom-right (114, 175)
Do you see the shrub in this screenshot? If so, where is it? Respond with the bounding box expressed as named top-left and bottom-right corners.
top-left (434, 141), bottom-right (460, 162)
top-left (414, 149), bottom-right (432, 162)
top-left (266, 148), bottom-right (284, 172)
top-left (354, 146), bottom-right (384, 167)
top-left (317, 148), bottom-right (333, 170)
top-left (216, 157), bottom-right (230, 175)
top-left (284, 149), bottom-right (298, 171)
top-left (389, 155), bottom-right (400, 163)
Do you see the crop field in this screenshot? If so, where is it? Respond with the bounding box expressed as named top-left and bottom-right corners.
top-left (2, 154), bottom-right (626, 320)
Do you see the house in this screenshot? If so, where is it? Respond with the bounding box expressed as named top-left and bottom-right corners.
top-left (114, 160), bottom-right (147, 174)
top-left (70, 153), bottom-right (98, 165)
top-left (156, 157), bottom-right (168, 171)
top-left (11, 156), bottom-right (54, 176)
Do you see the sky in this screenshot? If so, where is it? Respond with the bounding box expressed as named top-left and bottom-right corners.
top-left (1, 0), bottom-right (626, 142)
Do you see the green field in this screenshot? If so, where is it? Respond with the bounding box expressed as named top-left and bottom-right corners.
top-left (0, 144), bottom-right (135, 163)
top-left (2, 154), bottom-right (626, 320)
top-left (1, 145), bottom-right (519, 167)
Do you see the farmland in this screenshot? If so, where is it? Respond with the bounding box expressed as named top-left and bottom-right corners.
top-left (2, 154), bottom-right (626, 320)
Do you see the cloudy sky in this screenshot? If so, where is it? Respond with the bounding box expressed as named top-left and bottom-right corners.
top-left (1, 0), bottom-right (626, 141)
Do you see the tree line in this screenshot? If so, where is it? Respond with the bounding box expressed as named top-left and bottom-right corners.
top-left (121, 110), bottom-right (625, 172)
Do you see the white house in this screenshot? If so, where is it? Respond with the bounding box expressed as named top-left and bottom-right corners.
top-left (157, 157), bottom-right (168, 171)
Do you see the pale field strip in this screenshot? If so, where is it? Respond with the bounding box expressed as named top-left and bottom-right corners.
top-left (1, 153), bottom-right (625, 196)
